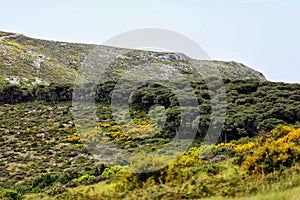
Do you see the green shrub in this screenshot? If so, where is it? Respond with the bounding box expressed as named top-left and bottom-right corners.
top-left (1, 189), bottom-right (22, 200)
top-left (31, 174), bottom-right (59, 192)
top-left (197, 163), bottom-right (222, 175)
top-left (72, 174), bottom-right (95, 184)
top-left (257, 118), bottom-right (286, 132)
top-left (101, 165), bottom-right (128, 176)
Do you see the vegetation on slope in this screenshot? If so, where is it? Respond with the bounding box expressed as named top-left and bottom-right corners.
top-left (0, 79), bottom-right (299, 199)
top-left (9, 125), bottom-right (299, 200)
top-left (0, 31), bottom-right (299, 200)
top-left (0, 31), bottom-right (266, 87)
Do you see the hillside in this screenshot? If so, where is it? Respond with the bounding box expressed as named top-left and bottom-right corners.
top-left (0, 31), bottom-right (266, 86)
top-left (0, 31), bottom-right (299, 200)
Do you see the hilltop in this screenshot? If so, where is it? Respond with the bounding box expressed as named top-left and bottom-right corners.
top-left (0, 31), bottom-right (266, 86)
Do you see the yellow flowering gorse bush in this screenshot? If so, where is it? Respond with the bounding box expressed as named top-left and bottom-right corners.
top-left (242, 125), bottom-right (300, 173)
top-left (235, 142), bottom-right (256, 153)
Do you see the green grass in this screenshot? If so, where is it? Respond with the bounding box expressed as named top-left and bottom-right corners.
top-left (24, 180), bottom-right (300, 200)
top-left (204, 186), bottom-right (300, 200)
top-left (25, 181), bottom-right (115, 200)
top-left (70, 181), bottom-right (114, 194)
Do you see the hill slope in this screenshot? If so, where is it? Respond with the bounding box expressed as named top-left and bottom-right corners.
top-left (2, 31), bottom-right (300, 200)
top-left (0, 31), bottom-right (266, 85)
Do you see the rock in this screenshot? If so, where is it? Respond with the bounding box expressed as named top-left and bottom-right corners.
top-left (209, 154), bottom-right (229, 163)
top-left (5, 77), bottom-right (20, 84)
top-left (31, 77), bottom-right (49, 85)
top-left (66, 181), bottom-right (79, 188)
top-left (31, 55), bottom-right (48, 69)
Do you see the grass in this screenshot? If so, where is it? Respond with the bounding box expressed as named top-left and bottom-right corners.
top-left (204, 186), bottom-right (300, 200)
top-left (26, 183), bottom-right (300, 200)
top-left (70, 181), bottom-right (115, 195)
top-left (25, 181), bottom-right (115, 200)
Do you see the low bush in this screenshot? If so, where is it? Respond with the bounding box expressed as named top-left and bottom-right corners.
top-left (72, 174), bottom-right (95, 184)
top-left (242, 126), bottom-right (300, 173)
top-left (0, 189), bottom-right (22, 200)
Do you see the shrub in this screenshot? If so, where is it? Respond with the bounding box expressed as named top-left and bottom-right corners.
top-left (46, 183), bottom-right (66, 196)
top-left (242, 141), bottom-right (300, 173)
top-left (72, 174), bottom-right (95, 184)
top-left (257, 118), bottom-right (286, 132)
top-left (165, 147), bottom-right (203, 182)
top-left (275, 127), bottom-right (300, 144)
top-left (31, 174), bottom-right (59, 192)
top-left (271, 125), bottom-right (295, 139)
top-left (235, 142), bottom-right (255, 153)
top-left (101, 165), bottom-right (128, 176)
top-left (242, 126), bottom-right (300, 173)
top-left (1, 189), bottom-right (22, 200)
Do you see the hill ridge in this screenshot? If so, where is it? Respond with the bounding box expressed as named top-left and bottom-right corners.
top-left (0, 31), bottom-right (266, 86)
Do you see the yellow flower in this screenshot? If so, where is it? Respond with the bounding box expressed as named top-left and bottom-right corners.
top-left (235, 142), bottom-right (255, 153)
top-left (99, 122), bottom-right (111, 127)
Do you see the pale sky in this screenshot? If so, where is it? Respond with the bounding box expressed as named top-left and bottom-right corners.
top-left (0, 0), bottom-right (299, 83)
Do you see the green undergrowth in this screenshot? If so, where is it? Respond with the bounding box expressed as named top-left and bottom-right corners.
top-left (9, 125), bottom-right (297, 199)
top-left (0, 78), bottom-right (300, 199)
top-left (1, 31), bottom-right (300, 200)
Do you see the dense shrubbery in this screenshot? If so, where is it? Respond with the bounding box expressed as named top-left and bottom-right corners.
top-left (113, 79), bottom-right (299, 142)
top-left (242, 126), bottom-right (300, 173)
top-left (0, 83), bottom-right (73, 104)
top-left (0, 79), bottom-right (300, 199)
top-left (1, 79), bottom-right (299, 142)
top-left (101, 125), bottom-right (300, 199)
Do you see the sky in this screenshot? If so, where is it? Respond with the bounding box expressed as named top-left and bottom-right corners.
top-left (0, 0), bottom-right (299, 83)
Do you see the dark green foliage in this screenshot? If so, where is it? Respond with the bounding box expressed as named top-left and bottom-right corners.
top-left (1, 79), bottom-right (299, 142)
top-left (31, 174), bottom-right (59, 192)
top-left (0, 83), bottom-right (73, 104)
top-left (130, 80), bottom-right (300, 141)
top-left (257, 118), bottom-right (286, 132)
